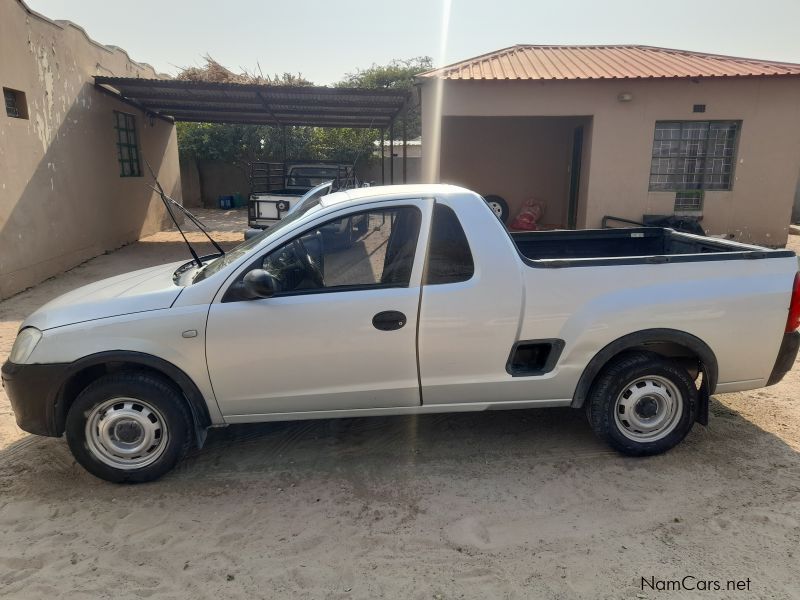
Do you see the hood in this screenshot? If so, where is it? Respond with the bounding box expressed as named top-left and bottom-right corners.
top-left (23, 261), bottom-right (187, 331)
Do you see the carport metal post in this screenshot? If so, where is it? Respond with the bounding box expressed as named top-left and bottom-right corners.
top-left (402, 117), bottom-right (407, 184)
top-left (389, 120), bottom-right (395, 184)
top-left (380, 128), bottom-right (385, 185)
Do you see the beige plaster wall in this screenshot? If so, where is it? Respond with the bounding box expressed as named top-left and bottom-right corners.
top-left (359, 157), bottom-right (422, 186)
top-left (438, 116), bottom-right (589, 226)
top-left (179, 155), bottom-right (202, 208)
top-left (0, 0), bottom-right (180, 299)
top-left (196, 161), bottom-right (249, 208)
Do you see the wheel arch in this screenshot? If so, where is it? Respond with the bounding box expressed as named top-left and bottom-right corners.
top-left (54, 351), bottom-right (212, 447)
top-left (571, 328), bottom-right (718, 409)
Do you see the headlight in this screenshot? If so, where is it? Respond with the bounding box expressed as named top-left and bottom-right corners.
top-left (9, 327), bottom-right (42, 364)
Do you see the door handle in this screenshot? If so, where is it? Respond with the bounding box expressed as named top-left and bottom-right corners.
top-left (372, 311), bottom-right (407, 331)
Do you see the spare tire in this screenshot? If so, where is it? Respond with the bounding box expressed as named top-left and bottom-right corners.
top-left (484, 195), bottom-right (510, 223)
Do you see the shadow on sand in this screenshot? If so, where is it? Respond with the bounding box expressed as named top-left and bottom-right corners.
top-left (1, 396), bottom-right (797, 497)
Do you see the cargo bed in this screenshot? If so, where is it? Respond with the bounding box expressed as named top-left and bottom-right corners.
top-left (511, 227), bottom-right (794, 266)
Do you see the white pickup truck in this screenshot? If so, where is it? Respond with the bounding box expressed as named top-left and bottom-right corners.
top-left (4, 185), bottom-right (799, 482)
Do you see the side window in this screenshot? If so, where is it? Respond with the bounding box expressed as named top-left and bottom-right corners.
top-left (261, 206), bottom-right (421, 294)
top-left (425, 203), bottom-right (474, 284)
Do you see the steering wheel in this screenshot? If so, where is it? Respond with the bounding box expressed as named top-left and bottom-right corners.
top-left (292, 238), bottom-right (324, 287)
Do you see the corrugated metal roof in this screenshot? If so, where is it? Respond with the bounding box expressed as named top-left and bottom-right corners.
top-left (419, 45), bottom-right (800, 81)
top-left (94, 77), bottom-right (409, 128)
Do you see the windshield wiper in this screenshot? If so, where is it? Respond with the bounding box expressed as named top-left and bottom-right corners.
top-left (144, 158), bottom-right (225, 268)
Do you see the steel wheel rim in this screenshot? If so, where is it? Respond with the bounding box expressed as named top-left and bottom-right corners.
top-left (613, 375), bottom-right (683, 442)
top-left (85, 397), bottom-right (168, 470)
top-left (487, 201), bottom-right (503, 218)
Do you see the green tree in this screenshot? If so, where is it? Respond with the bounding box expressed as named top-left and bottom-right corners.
top-left (308, 57), bottom-right (432, 168)
top-left (177, 122), bottom-right (315, 166)
top-left (339, 56), bottom-right (432, 90)
top-left (175, 57), bottom-right (315, 168)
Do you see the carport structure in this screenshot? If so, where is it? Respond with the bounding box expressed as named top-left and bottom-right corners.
top-left (94, 77), bottom-right (413, 183)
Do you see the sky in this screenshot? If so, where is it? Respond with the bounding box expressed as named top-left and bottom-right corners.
top-left (25, 0), bottom-right (800, 84)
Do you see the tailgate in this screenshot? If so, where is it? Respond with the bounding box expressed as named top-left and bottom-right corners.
top-left (251, 195), bottom-right (297, 220)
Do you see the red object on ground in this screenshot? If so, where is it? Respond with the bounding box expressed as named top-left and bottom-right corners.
top-left (509, 198), bottom-right (546, 231)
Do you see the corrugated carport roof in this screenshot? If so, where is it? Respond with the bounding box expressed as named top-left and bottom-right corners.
top-left (94, 77), bottom-right (410, 128)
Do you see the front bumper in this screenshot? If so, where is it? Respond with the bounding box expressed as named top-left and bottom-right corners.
top-left (1, 360), bottom-right (69, 437)
top-left (767, 331), bottom-right (800, 386)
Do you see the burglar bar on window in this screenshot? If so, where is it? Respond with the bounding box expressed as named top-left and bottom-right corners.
top-left (649, 121), bottom-right (740, 192)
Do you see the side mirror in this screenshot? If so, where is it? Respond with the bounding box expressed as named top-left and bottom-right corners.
top-left (242, 269), bottom-right (280, 299)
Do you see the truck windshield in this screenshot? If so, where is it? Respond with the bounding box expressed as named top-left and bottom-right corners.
top-left (192, 194), bottom-right (324, 283)
top-left (287, 166), bottom-right (340, 188)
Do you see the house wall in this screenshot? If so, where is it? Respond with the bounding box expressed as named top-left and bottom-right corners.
top-left (196, 160), bottom-right (250, 208)
top-left (177, 157), bottom-right (423, 207)
top-left (421, 76), bottom-right (800, 246)
top-left (179, 154), bottom-right (202, 208)
top-left (359, 157), bottom-right (422, 186)
top-left (792, 179), bottom-right (800, 224)
top-left (377, 143), bottom-right (422, 158)
top-left (177, 158), bottom-right (248, 208)
top-left (0, 0), bottom-right (179, 299)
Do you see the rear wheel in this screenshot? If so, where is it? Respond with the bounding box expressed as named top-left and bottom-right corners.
top-left (66, 372), bottom-right (193, 483)
top-left (586, 352), bottom-right (697, 456)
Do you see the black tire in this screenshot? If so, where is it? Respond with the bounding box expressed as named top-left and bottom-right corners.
top-left (484, 195), bottom-right (510, 223)
top-left (586, 352), bottom-right (697, 456)
top-left (65, 372), bottom-right (193, 483)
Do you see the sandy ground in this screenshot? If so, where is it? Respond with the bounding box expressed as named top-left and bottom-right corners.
top-left (1, 215), bottom-right (799, 599)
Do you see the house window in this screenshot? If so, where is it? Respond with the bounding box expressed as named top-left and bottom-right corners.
top-left (674, 190), bottom-right (704, 213)
top-left (114, 111), bottom-right (141, 177)
top-left (649, 121), bottom-right (740, 191)
top-left (4, 88), bottom-right (28, 119)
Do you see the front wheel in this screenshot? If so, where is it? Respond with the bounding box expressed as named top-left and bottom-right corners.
top-left (586, 352), bottom-right (698, 456)
top-left (65, 372), bottom-right (193, 483)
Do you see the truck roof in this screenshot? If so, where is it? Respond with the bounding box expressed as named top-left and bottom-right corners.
top-left (320, 184), bottom-right (476, 209)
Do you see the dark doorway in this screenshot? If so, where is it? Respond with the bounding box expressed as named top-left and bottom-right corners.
top-left (567, 126), bottom-right (584, 230)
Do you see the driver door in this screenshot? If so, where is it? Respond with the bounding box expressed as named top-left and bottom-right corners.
top-left (206, 199), bottom-right (431, 418)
